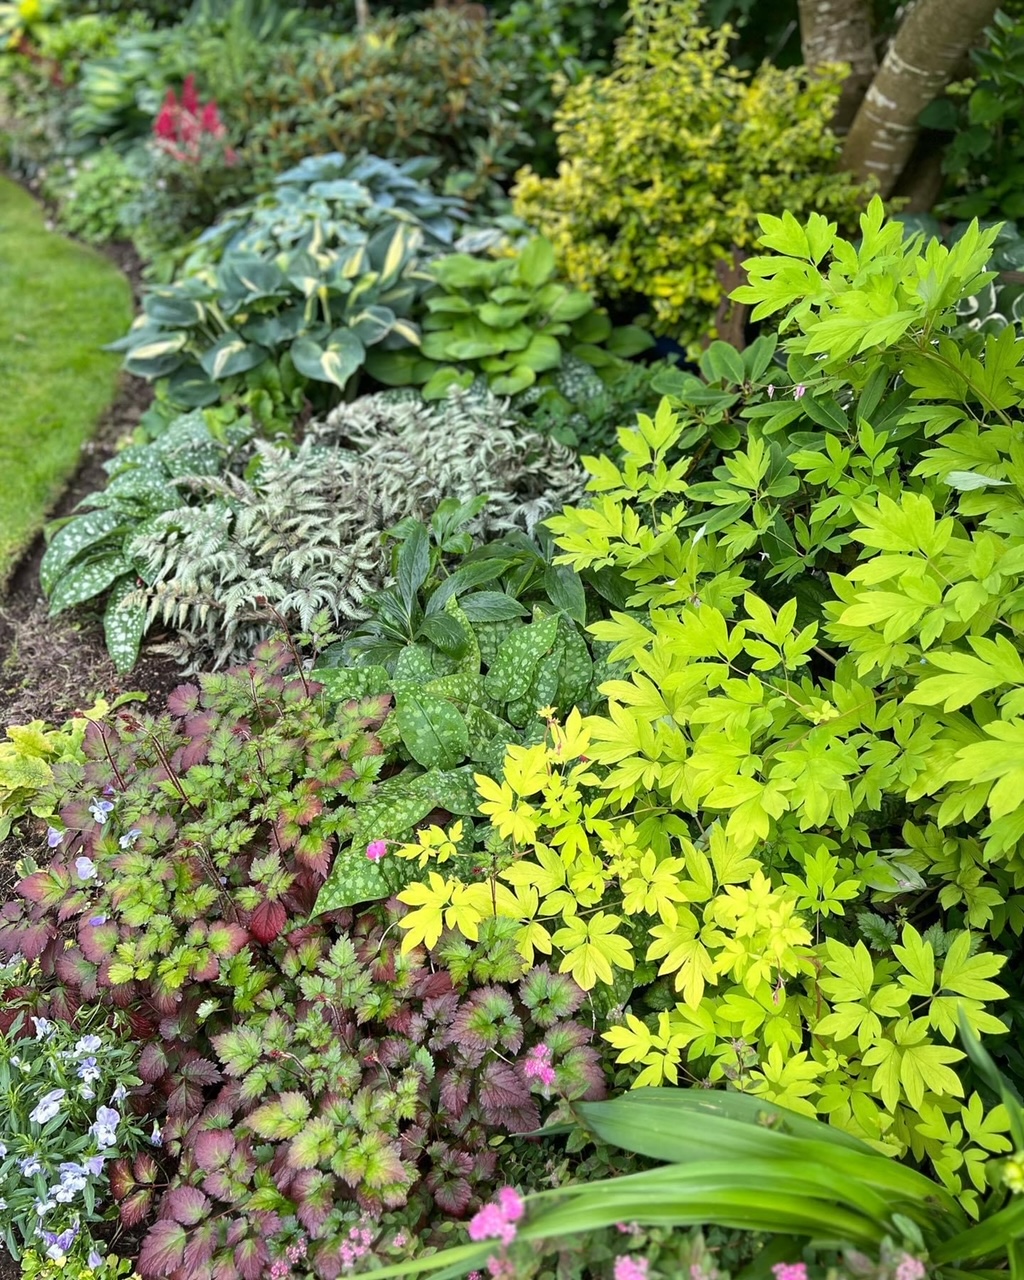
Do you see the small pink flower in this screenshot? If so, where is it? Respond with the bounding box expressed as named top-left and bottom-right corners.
top-left (523, 1043), bottom-right (557, 1086)
top-left (614, 1258), bottom-right (649, 1280)
top-left (496, 1187), bottom-right (524, 1222)
top-left (366, 839), bottom-right (387, 862)
top-left (392, 1233), bottom-right (407, 1249)
top-left (486, 1259), bottom-right (516, 1280)
top-left (793, 384), bottom-right (806, 400)
top-left (468, 1204), bottom-right (510, 1243)
top-left (772, 1266), bottom-right (808, 1280)
top-left (895, 1257), bottom-right (926, 1280)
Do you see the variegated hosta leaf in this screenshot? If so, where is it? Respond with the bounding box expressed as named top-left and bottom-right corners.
top-left (104, 576), bottom-right (148, 673)
top-left (48, 555), bottom-right (130, 616)
top-left (291, 330), bottom-right (365, 390)
top-left (199, 334), bottom-right (268, 381)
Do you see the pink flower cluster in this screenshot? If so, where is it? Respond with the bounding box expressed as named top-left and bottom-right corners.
top-left (773, 1265), bottom-right (808, 1280)
top-left (340, 1221), bottom-right (375, 1271)
top-left (614, 1258), bottom-right (649, 1280)
top-left (366, 839), bottom-right (388, 862)
top-left (153, 74), bottom-right (237, 166)
top-left (895, 1256), bottom-right (926, 1280)
top-left (522, 1042), bottom-right (557, 1088)
top-left (268, 1237), bottom-right (307, 1279)
top-left (468, 1186), bottom-right (524, 1246)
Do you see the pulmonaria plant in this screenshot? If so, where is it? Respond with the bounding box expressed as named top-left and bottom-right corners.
top-left (153, 74), bottom-right (237, 167)
top-left (0, 971), bottom-right (146, 1268)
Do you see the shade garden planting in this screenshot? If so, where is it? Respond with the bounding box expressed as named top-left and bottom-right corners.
top-left (3, 1), bottom-right (1024, 1278)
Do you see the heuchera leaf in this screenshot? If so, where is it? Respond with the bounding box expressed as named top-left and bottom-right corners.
top-left (138, 1221), bottom-right (187, 1277)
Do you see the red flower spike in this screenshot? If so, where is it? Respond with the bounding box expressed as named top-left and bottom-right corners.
top-left (181, 74), bottom-right (199, 115)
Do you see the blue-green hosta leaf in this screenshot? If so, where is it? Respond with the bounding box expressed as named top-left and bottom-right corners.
top-left (142, 292), bottom-right (208, 327)
top-left (394, 690), bottom-right (469, 769)
top-left (199, 334), bottom-right (268, 381)
top-left (48, 555), bottom-right (130, 616)
top-left (104, 576), bottom-right (147, 673)
top-left (40, 509), bottom-right (124, 596)
top-left (291, 331), bottom-right (365, 389)
top-left (218, 254), bottom-right (287, 300)
top-left (123, 332), bottom-right (189, 377)
top-left (349, 305), bottom-right (397, 345)
top-left (165, 364), bottom-right (221, 409)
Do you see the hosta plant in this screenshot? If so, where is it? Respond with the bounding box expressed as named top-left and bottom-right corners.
top-left (367, 237), bottom-right (652, 399)
top-left (110, 220), bottom-right (427, 413)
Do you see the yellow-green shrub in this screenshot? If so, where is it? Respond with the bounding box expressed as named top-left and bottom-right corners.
top-left (391, 202), bottom-right (1024, 1214)
top-left (512, 0), bottom-right (869, 348)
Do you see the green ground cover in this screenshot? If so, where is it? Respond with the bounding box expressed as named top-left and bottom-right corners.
top-left (0, 175), bottom-right (130, 582)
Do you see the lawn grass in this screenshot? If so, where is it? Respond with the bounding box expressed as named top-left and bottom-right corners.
top-left (0, 175), bottom-right (131, 585)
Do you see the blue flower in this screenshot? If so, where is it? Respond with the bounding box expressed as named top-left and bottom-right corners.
top-left (29, 1089), bottom-right (65, 1125)
top-left (75, 856), bottom-right (98, 881)
top-left (88, 914), bottom-right (107, 927)
top-left (85, 1155), bottom-right (105, 1176)
top-left (118, 828), bottom-right (142, 849)
top-left (42, 1224), bottom-right (79, 1261)
top-left (89, 1105), bottom-right (119, 1147)
top-left (74, 1035), bottom-right (103, 1056)
top-left (77, 1056), bottom-right (101, 1085)
top-left (150, 1122), bottom-right (163, 1147)
top-left (46, 827), bottom-right (64, 848)
top-left (31, 1016), bottom-right (54, 1039)
top-left (88, 799), bottom-right (114, 824)
top-left (88, 1250), bottom-right (104, 1270)
top-left (33, 1197), bottom-right (55, 1216)
top-left (19, 1155), bottom-right (42, 1176)
top-left (111, 1084), bottom-right (127, 1102)
top-left (0, 1141), bottom-right (7, 1157)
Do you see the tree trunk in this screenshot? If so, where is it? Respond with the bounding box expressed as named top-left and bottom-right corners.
top-left (841, 0), bottom-right (1000, 197)
top-left (797, 0), bottom-right (877, 133)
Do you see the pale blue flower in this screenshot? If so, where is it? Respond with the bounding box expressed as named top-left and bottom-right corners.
top-left (111, 1084), bottom-right (127, 1102)
top-left (88, 914), bottom-right (107, 927)
top-left (19, 1155), bottom-right (41, 1176)
top-left (85, 1155), bottom-right (105, 1176)
top-left (89, 1105), bottom-right (119, 1147)
top-left (118, 828), bottom-right (142, 849)
top-left (42, 1224), bottom-right (78, 1261)
top-left (31, 1016), bottom-right (54, 1039)
top-left (150, 1121), bottom-right (163, 1147)
top-left (88, 1251), bottom-right (103, 1269)
top-left (29, 1089), bottom-right (65, 1124)
top-left (74, 1035), bottom-right (103, 1056)
top-left (88, 799), bottom-right (114, 824)
top-left (46, 827), bottom-right (64, 848)
top-left (0, 1141), bottom-right (7, 1157)
top-left (34, 1196), bottom-right (54, 1216)
top-left (75, 856), bottom-right (97, 881)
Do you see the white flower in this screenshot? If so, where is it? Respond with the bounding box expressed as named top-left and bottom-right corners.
top-left (29, 1089), bottom-right (66, 1125)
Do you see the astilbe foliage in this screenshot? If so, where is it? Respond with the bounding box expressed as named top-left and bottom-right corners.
top-left (0, 646), bottom-right (604, 1279)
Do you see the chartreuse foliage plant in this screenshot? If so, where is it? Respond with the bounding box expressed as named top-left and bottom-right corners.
top-left (512, 0), bottom-right (869, 347)
top-left (368, 237), bottom-right (652, 400)
top-left (384, 198), bottom-right (1024, 1216)
top-left (367, 1027), bottom-right (1024, 1278)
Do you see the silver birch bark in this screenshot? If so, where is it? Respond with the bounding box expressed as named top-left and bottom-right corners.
top-left (841, 0), bottom-right (1000, 197)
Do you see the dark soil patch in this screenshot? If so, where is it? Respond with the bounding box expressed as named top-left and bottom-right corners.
top-left (0, 370), bottom-right (183, 884)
